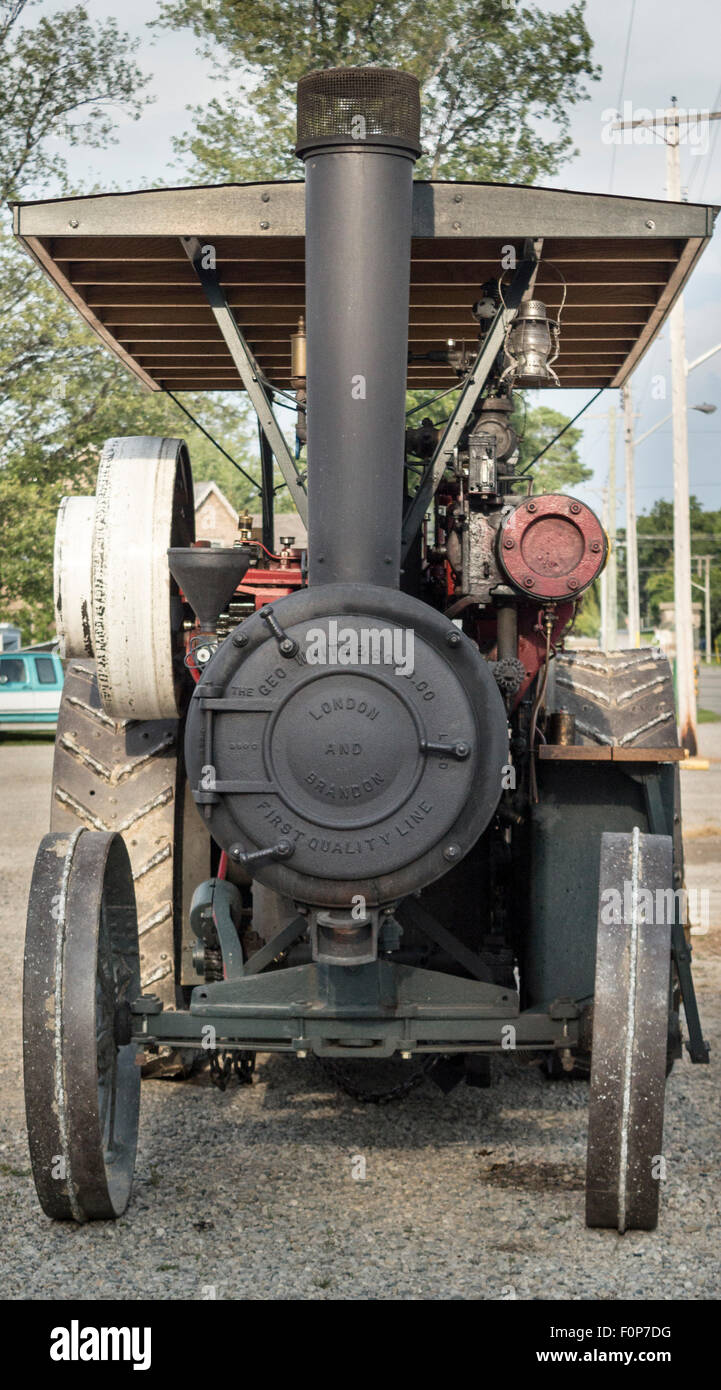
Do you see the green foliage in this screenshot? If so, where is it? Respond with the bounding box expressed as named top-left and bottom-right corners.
top-left (0, 222), bottom-right (266, 640)
top-left (0, 1), bottom-right (149, 204)
top-left (405, 386), bottom-right (459, 429)
top-left (0, 2), bottom-right (267, 642)
top-left (513, 403), bottom-right (591, 494)
top-left (157, 0), bottom-right (599, 184)
top-left (2, 0), bottom-right (599, 642)
top-left (573, 578), bottom-right (601, 639)
top-left (0, 298), bottom-right (264, 643)
top-left (628, 496), bottom-right (721, 649)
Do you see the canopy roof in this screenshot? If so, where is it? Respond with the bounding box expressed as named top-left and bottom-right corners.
top-left (12, 179), bottom-right (717, 392)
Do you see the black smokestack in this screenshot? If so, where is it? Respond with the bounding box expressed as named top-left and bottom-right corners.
top-left (296, 67), bottom-right (421, 587)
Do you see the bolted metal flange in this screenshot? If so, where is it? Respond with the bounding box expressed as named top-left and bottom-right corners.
top-left (185, 582), bottom-right (508, 910)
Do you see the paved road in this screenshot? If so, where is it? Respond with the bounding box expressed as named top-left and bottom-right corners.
top-left (0, 737), bottom-right (718, 1300)
top-left (699, 666), bottom-right (721, 716)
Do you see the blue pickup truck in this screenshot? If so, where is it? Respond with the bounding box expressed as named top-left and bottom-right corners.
top-left (0, 649), bottom-right (64, 734)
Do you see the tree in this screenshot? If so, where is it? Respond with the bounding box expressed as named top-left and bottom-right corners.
top-left (0, 1), bottom-right (149, 204)
top-left (627, 497), bottom-right (721, 648)
top-left (2, 1), bottom-right (600, 641)
top-left (158, 0), bottom-right (599, 184)
top-left (0, 2), bottom-right (264, 642)
top-left (158, 0), bottom-right (596, 525)
top-left (0, 334), bottom-right (264, 641)
top-left (513, 403), bottom-right (591, 494)
top-left (573, 578), bottom-right (601, 639)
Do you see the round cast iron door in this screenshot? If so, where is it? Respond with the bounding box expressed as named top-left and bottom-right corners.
top-left (498, 494), bottom-right (607, 600)
top-left (185, 583), bottom-right (508, 908)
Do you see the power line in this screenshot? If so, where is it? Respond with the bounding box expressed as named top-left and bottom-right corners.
top-left (164, 389), bottom-right (261, 494)
top-left (518, 387), bottom-right (605, 474)
top-left (686, 79), bottom-right (721, 197)
top-left (608, 0), bottom-right (638, 194)
top-left (613, 100), bottom-right (721, 752)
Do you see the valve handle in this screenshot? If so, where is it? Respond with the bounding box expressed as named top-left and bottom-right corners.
top-left (228, 839), bottom-right (295, 869)
top-left (420, 739), bottom-right (471, 761)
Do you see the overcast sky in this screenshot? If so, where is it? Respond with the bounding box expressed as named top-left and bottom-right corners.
top-left (34, 0), bottom-right (721, 520)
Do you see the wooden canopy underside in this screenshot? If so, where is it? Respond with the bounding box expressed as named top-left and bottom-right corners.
top-left (12, 180), bottom-right (717, 393)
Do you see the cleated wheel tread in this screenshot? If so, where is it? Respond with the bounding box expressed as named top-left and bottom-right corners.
top-left (551, 649), bottom-right (678, 748)
top-left (50, 661), bottom-right (183, 1010)
top-left (586, 829), bottom-right (673, 1231)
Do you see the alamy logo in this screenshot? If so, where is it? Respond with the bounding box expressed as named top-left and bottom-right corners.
top-left (305, 621), bottom-right (414, 676)
top-left (601, 102), bottom-right (710, 155)
top-left (600, 883), bottom-right (709, 927)
top-left (50, 1321), bottom-right (151, 1371)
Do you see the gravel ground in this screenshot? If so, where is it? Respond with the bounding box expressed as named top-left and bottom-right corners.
top-left (1, 735), bottom-right (719, 1301)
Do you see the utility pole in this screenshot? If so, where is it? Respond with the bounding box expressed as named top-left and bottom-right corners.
top-left (692, 556), bottom-right (713, 664)
top-left (622, 383), bottom-right (641, 647)
top-left (667, 105), bottom-right (697, 750)
top-left (582, 409), bottom-right (619, 649)
top-left (611, 99), bottom-right (721, 751)
top-left (705, 556), bottom-right (712, 665)
top-left (606, 404), bottom-right (618, 649)
top-left (600, 486), bottom-right (609, 650)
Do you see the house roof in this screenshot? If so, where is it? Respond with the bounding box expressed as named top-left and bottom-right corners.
top-left (12, 179), bottom-right (718, 392)
top-left (193, 480), bottom-right (238, 520)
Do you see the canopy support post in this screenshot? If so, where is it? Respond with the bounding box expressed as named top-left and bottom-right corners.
top-left (259, 424), bottom-right (275, 553)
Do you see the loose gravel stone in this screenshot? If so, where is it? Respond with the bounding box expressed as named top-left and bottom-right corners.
top-left (1, 740), bottom-right (719, 1300)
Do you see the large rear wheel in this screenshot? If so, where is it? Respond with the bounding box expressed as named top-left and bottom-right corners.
top-left (92, 435), bottom-right (194, 720)
top-left (50, 661), bottom-right (195, 1006)
top-left (550, 648), bottom-right (678, 749)
top-left (50, 660), bottom-right (209, 1074)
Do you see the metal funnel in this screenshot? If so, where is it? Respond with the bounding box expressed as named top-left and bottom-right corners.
top-left (168, 546), bottom-right (252, 628)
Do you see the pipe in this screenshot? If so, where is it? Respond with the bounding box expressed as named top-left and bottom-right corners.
top-left (296, 67), bottom-right (421, 587)
top-left (496, 599), bottom-right (518, 663)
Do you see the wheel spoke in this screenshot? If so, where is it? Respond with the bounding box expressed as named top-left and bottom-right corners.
top-left (105, 1050), bottom-right (119, 1158)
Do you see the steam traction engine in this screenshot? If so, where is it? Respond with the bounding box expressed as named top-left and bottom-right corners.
top-left (17, 68), bottom-right (712, 1231)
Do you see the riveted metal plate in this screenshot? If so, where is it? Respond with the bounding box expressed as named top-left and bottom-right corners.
top-left (185, 583), bottom-right (508, 907)
top-left (499, 493), bottom-right (607, 600)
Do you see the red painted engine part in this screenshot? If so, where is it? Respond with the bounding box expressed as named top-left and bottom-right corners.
top-left (182, 563), bottom-right (305, 680)
top-left (498, 494), bottom-right (607, 600)
top-left (239, 563), bottom-right (304, 608)
top-left (473, 602), bottom-right (574, 709)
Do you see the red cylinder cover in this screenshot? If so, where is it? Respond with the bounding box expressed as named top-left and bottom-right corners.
top-left (498, 494), bottom-right (607, 600)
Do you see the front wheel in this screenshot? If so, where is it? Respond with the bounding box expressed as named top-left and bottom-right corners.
top-left (23, 829), bottom-right (141, 1220)
top-left (585, 829), bottom-right (672, 1231)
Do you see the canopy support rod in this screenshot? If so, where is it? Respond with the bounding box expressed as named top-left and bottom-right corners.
top-left (400, 251), bottom-right (538, 561)
top-left (180, 235), bottom-right (307, 524)
top-left (258, 424), bottom-right (275, 553)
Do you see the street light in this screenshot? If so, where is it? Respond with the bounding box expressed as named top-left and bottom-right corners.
top-left (630, 340), bottom-right (721, 448)
top-left (634, 401), bottom-right (716, 447)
